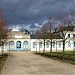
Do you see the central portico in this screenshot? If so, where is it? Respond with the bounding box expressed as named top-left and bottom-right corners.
top-left (7, 29), bottom-right (31, 51)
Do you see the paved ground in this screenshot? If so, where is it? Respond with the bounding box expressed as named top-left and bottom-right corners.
top-left (0, 51), bottom-right (75, 75)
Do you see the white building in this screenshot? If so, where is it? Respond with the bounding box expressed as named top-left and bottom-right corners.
top-left (0, 25), bottom-right (75, 53)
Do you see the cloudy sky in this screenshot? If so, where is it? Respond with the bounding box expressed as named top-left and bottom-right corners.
top-left (0, 0), bottom-right (74, 30)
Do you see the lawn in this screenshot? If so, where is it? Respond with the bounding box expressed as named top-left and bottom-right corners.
top-left (35, 51), bottom-right (75, 65)
top-left (0, 53), bottom-right (8, 73)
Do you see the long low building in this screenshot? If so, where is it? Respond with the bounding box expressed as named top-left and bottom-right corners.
top-left (0, 26), bottom-right (75, 53)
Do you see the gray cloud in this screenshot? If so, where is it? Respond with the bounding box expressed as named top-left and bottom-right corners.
top-left (0, 0), bottom-right (74, 28)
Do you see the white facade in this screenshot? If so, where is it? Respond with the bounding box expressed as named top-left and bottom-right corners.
top-left (31, 31), bottom-right (75, 52)
top-left (0, 30), bottom-right (75, 53)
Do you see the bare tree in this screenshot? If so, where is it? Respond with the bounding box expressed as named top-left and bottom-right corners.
top-left (40, 18), bottom-right (56, 55)
top-left (0, 10), bottom-right (8, 54)
top-left (40, 24), bottom-right (48, 54)
top-left (43, 18), bottom-right (57, 56)
top-left (35, 30), bottom-right (40, 52)
top-left (58, 13), bottom-right (73, 59)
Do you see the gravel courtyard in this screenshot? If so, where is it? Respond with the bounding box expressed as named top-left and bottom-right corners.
top-left (0, 51), bottom-right (75, 75)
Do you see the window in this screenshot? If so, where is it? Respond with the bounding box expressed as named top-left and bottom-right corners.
top-left (9, 41), bottom-right (14, 47)
top-left (9, 41), bottom-right (14, 50)
top-left (59, 41), bottom-right (61, 48)
top-left (74, 42), bottom-right (75, 47)
top-left (68, 41), bottom-right (71, 47)
top-left (16, 41), bottom-right (21, 48)
top-left (23, 41), bottom-right (28, 49)
top-left (46, 41), bottom-right (49, 48)
top-left (39, 42), bottom-right (42, 48)
top-left (52, 42), bottom-right (55, 48)
top-left (33, 42), bottom-right (36, 48)
top-left (73, 34), bottom-right (75, 38)
top-left (68, 34), bottom-right (70, 38)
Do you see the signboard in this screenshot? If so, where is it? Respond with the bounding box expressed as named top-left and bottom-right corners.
top-left (15, 35), bottom-right (22, 38)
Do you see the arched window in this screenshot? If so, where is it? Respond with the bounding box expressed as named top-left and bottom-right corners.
top-left (9, 41), bottom-right (14, 46)
top-left (9, 41), bottom-right (14, 50)
top-left (16, 41), bottom-right (21, 48)
top-left (23, 41), bottom-right (28, 50)
top-left (23, 41), bottom-right (28, 48)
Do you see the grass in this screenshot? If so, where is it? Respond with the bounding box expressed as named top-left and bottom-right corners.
top-left (35, 51), bottom-right (75, 65)
top-left (0, 53), bottom-right (8, 73)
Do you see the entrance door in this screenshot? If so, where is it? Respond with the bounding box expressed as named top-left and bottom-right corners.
top-left (23, 41), bottom-right (28, 50)
top-left (9, 41), bottom-right (14, 50)
top-left (16, 41), bottom-right (21, 50)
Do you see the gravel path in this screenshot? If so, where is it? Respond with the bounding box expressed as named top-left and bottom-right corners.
top-left (0, 51), bottom-right (75, 75)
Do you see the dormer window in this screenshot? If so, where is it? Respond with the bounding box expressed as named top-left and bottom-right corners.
top-left (68, 34), bottom-right (70, 38)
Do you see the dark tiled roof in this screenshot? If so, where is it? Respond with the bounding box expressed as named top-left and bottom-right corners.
top-left (30, 34), bottom-right (62, 39)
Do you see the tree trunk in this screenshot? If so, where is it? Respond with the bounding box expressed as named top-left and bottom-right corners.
top-left (50, 40), bottom-right (52, 56)
top-left (62, 40), bottom-right (65, 59)
top-left (43, 39), bottom-right (45, 54)
top-left (2, 45), bottom-right (4, 55)
top-left (36, 40), bottom-right (37, 52)
top-left (73, 41), bottom-right (74, 55)
top-left (39, 42), bottom-right (40, 52)
top-left (56, 41), bottom-right (57, 52)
